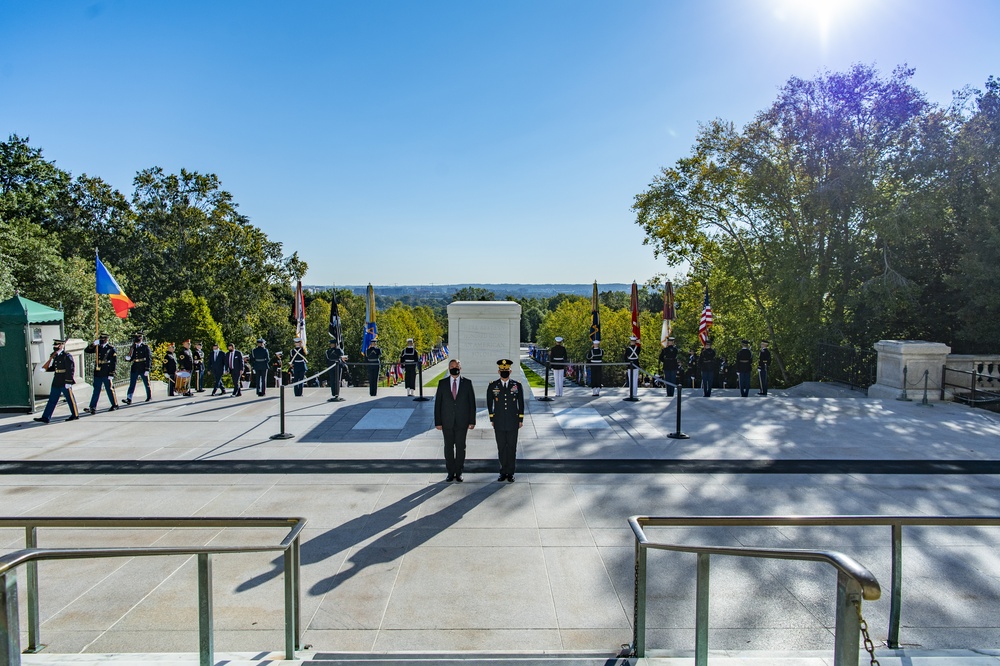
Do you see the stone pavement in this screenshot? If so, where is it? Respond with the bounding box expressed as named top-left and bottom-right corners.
top-left (2, 352), bottom-right (1000, 664)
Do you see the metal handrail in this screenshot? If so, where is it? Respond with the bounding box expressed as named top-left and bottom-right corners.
top-left (0, 516), bottom-right (305, 666)
top-left (630, 514), bottom-right (1000, 665)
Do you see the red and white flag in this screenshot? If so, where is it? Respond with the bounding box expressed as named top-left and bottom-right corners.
top-left (698, 287), bottom-right (713, 347)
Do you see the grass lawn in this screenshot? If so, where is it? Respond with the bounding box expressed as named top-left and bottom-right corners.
top-left (521, 363), bottom-right (546, 388)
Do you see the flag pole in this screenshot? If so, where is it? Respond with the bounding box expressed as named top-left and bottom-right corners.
top-left (94, 249), bottom-right (100, 339)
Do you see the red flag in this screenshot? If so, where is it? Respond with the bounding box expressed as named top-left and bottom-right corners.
top-left (660, 281), bottom-right (675, 346)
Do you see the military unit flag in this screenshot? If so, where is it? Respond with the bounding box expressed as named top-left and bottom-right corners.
top-left (660, 281), bottom-right (675, 347)
top-left (629, 281), bottom-right (641, 343)
top-left (95, 252), bottom-right (135, 319)
top-left (698, 287), bottom-right (713, 347)
top-left (361, 283), bottom-right (378, 354)
top-left (329, 289), bottom-right (342, 346)
top-left (293, 280), bottom-right (307, 353)
top-left (589, 281), bottom-right (601, 343)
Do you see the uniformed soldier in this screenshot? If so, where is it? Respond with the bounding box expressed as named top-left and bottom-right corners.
top-left (249, 338), bottom-right (270, 396)
top-left (487, 359), bottom-right (525, 482)
top-left (34, 339), bottom-right (80, 423)
top-left (124, 332), bottom-right (152, 404)
top-left (549, 336), bottom-right (568, 397)
top-left (192, 341), bottom-right (205, 392)
top-left (325, 339), bottom-right (347, 402)
top-left (177, 339), bottom-right (194, 396)
top-left (400, 338), bottom-right (419, 397)
top-left (585, 339), bottom-right (603, 396)
top-left (736, 339), bottom-right (753, 397)
top-left (163, 343), bottom-right (178, 397)
top-left (758, 340), bottom-right (772, 396)
top-left (365, 339), bottom-right (382, 396)
top-left (623, 335), bottom-right (641, 399)
top-left (699, 339), bottom-right (717, 397)
top-left (289, 337), bottom-right (308, 396)
top-left (84, 332), bottom-right (119, 413)
top-left (271, 352), bottom-right (284, 387)
top-left (659, 337), bottom-right (679, 397)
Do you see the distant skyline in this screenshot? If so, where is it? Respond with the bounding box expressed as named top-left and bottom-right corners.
top-left (3, 1), bottom-right (998, 285)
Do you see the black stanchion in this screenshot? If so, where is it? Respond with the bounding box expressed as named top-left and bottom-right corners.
top-left (537, 361), bottom-right (554, 401)
top-left (667, 383), bottom-right (689, 439)
top-left (918, 369), bottom-right (933, 407)
top-left (623, 365), bottom-right (640, 402)
top-left (414, 362), bottom-right (430, 402)
top-left (270, 384), bottom-right (294, 440)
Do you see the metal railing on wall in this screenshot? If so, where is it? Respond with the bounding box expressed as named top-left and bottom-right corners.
top-left (943, 365), bottom-right (1000, 409)
top-left (629, 514), bottom-right (1000, 665)
top-left (815, 342), bottom-right (877, 393)
top-left (0, 516), bottom-right (305, 666)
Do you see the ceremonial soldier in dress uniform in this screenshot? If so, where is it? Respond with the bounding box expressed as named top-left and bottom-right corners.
top-left (289, 337), bottom-right (308, 396)
top-left (365, 339), bottom-right (382, 396)
top-left (192, 341), bottom-right (205, 392)
top-left (623, 335), bottom-right (641, 399)
top-left (699, 339), bottom-right (717, 397)
top-left (400, 338), bottom-right (419, 397)
top-left (736, 339), bottom-right (753, 397)
top-left (226, 343), bottom-right (244, 397)
top-left (659, 337), bottom-right (679, 397)
top-left (549, 336), bottom-right (568, 397)
top-left (209, 343), bottom-right (228, 395)
top-left (34, 339), bottom-right (80, 424)
top-left (250, 338), bottom-right (270, 396)
top-left (585, 339), bottom-right (603, 396)
top-left (124, 332), bottom-right (152, 404)
top-left (758, 340), bottom-right (772, 396)
top-left (177, 339), bottom-right (195, 396)
top-left (487, 359), bottom-right (524, 482)
top-left (84, 332), bottom-right (119, 413)
top-left (163, 343), bottom-right (178, 397)
top-left (325, 339), bottom-right (347, 402)
top-left (271, 352), bottom-right (284, 387)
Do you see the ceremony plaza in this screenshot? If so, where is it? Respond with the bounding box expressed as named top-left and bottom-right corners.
top-left (2, 351), bottom-right (1000, 666)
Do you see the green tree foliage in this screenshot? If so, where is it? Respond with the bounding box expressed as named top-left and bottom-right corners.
top-left (452, 286), bottom-right (495, 301)
top-left (155, 289), bottom-right (225, 347)
top-left (634, 65), bottom-right (937, 383)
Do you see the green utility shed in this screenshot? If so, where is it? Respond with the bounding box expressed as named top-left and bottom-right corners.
top-left (0, 294), bottom-right (65, 413)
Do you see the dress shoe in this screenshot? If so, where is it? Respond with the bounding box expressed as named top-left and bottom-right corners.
top-left (33, 417), bottom-right (49, 424)
top-left (507, 475), bottom-right (515, 483)
top-left (108, 405), bottom-right (119, 411)
top-left (498, 474), bottom-right (506, 482)
top-left (83, 407), bottom-right (93, 413)
top-left (144, 396), bottom-right (152, 402)
top-left (184, 392), bottom-right (193, 397)
top-left (455, 474), bottom-right (463, 483)
top-left (446, 474), bottom-right (455, 482)
top-left (66, 415), bottom-right (79, 421)
top-left (196, 389), bottom-right (205, 393)
top-left (210, 390), bottom-right (217, 396)
top-left (123, 398), bottom-right (132, 405)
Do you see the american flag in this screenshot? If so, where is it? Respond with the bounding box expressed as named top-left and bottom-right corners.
top-left (698, 287), bottom-right (713, 347)
top-left (293, 280), bottom-right (307, 353)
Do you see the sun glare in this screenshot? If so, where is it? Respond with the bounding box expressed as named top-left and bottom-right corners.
top-left (771, 0), bottom-right (865, 48)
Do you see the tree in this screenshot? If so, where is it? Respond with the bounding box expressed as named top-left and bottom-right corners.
top-left (452, 286), bottom-right (495, 301)
top-left (154, 289), bottom-right (225, 348)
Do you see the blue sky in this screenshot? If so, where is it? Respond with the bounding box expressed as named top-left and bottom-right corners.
top-left (2, 0), bottom-right (998, 286)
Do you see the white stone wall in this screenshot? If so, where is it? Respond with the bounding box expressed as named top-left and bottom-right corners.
top-left (446, 301), bottom-right (524, 395)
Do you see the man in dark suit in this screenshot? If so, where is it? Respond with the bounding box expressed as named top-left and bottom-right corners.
top-left (226, 342), bottom-right (244, 397)
top-left (434, 358), bottom-right (476, 482)
top-left (486, 359), bottom-right (524, 482)
top-left (209, 343), bottom-right (228, 395)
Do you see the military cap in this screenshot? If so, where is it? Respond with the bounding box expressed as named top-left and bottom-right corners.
top-left (98, 332), bottom-right (109, 338)
top-left (275, 351), bottom-right (283, 356)
top-left (293, 337), bottom-right (301, 342)
top-left (554, 336), bottom-right (564, 342)
top-left (761, 340), bottom-right (770, 345)
top-left (741, 339), bottom-right (750, 345)
top-left (629, 335), bottom-right (638, 341)
top-left (592, 339), bottom-right (601, 345)
top-left (52, 338), bottom-right (65, 345)
top-left (667, 336), bottom-right (675, 341)
top-left (497, 359), bottom-right (514, 370)
top-left (257, 338), bottom-right (265, 344)
top-left (328, 338), bottom-right (337, 345)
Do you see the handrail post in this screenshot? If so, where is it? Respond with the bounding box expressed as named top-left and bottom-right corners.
top-left (888, 522), bottom-right (902, 648)
top-left (833, 571), bottom-right (862, 666)
top-left (414, 361), bottom-right (429, 401)
top-left (919, 369), bottom-right (932, 407)
top-left (284, 545), bottom-right (296, 659)
top-left (633, 539), bottom-right (647, 658)
top-left (695, 553), bottom-right (710, 666)
top-left (538, 361), bottom-right (553, 401)
top-left (197, 553), bottom-right (214, 666)
top-left (667, 384), bottom-right (689, 439)
top-left (1, 570), bottom-right (21, 666)
top-left (897, 365), bottom-right (911, 401)
top-left (293, 536), bottom-right (302, 649)
top-left (270, 384), bottom-right (294, 440)
top-left (24, 526), bottom-right (43, 653)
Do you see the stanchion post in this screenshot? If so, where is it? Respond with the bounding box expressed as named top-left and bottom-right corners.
top-left (918, 368), bottom-right (932, 407)
top-left (537, 361), bottom-right (553, 401)
top-left (667, 383), bottom-right (689, 439)
top-left (270, 384), bottom-right (295, 440)
top-left (414, 361), bottom-right (430, 401)
top-left (897, 365), bottom-right (911, 401)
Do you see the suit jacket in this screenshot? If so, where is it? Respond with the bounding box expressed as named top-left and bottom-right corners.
top-left (210, 350), bottom-right (227, 376)
top-left (487, 379), bottom-right (524, 431)
top-left (434, 375), bottom-right (477, 428)
top-left (227, 350), bottom-right (245, 374)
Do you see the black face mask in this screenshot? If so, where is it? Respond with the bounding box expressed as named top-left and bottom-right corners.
top-left (449, 367), bottom-right (460, 376)
top-left (499, 370), bottom-right (511, 378)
